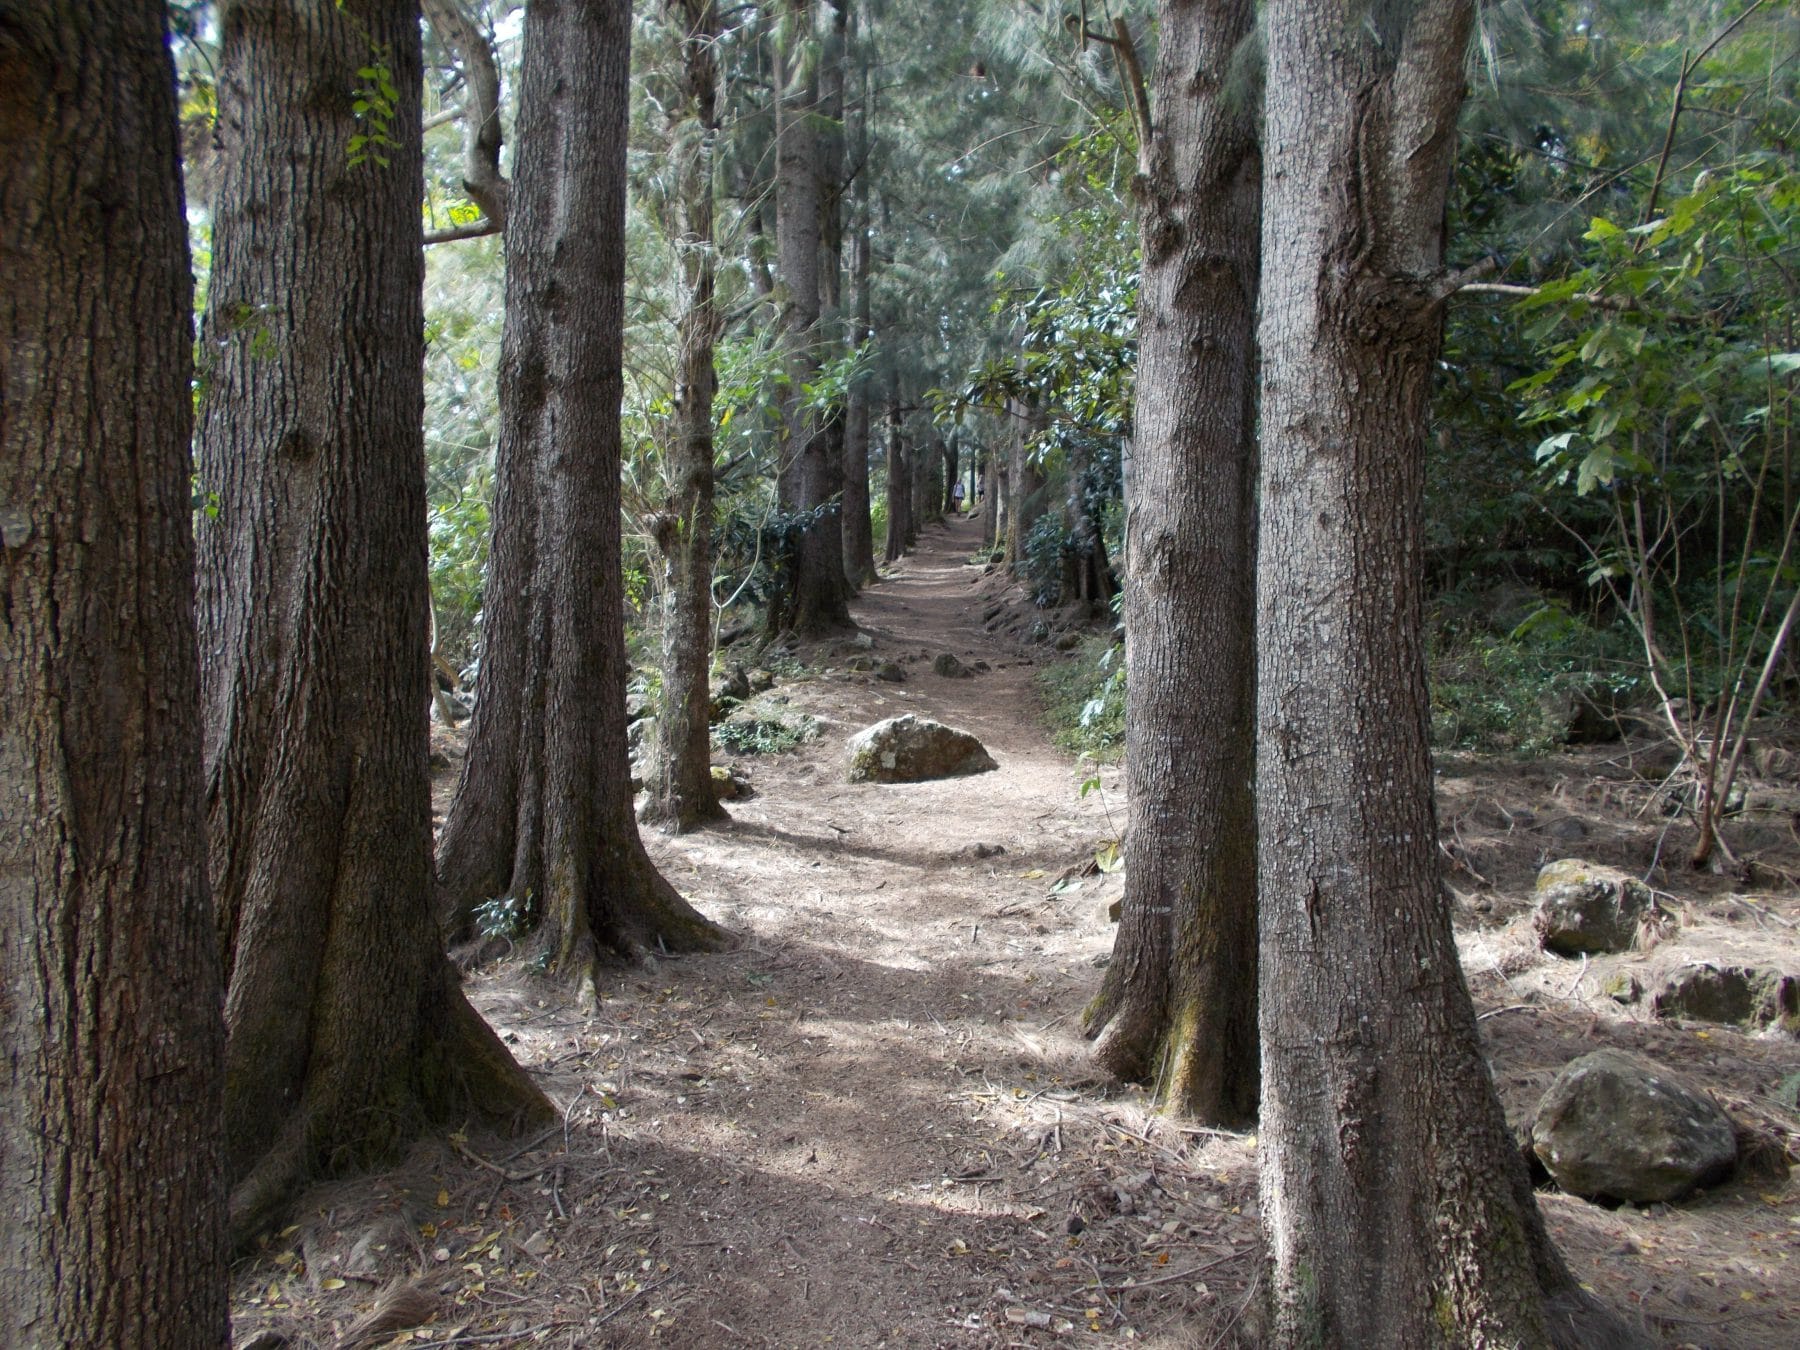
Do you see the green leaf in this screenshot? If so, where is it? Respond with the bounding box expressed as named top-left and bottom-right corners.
top-left (1584, 216), bottom-right (1623, 241)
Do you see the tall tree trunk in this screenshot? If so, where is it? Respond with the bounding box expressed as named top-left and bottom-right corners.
top-left (981, 447), bottom-right (1001, 549)
top-left (643, 0), bottom-right (729, 834)
top-left (435, 0), bottom-right (727, 976)
top-left (908, 434), bottom-right (933, 543)
top-left (1001, 400), bottom-right (1045, 568)
top-left (942, 439), bottom-right (959, 514)
top-left (196, 0), bottom-right (550, 1247)
top-left (775, 0), bottom-right (852, 632)
top-left (840, 22), bottom-right (877, 588)
top-left (883, 385), bottom-right (910, 563)
top-left (1083, 0), bottom-right (1259, 1124)
top-left (0, 3), bottom-right (228, 1339)
top-left (1255, 3), bottom-right (1629, 1343)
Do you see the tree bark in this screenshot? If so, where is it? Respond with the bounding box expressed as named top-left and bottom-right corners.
top-left (883, 385), bottom-right (910, 563)
top-left (1001, 400), bottom-right (1045, 568)
top-left (1255, 3), bottom-right (1630, 1343)
top-left (775, 0), bottom-right (852, 632)
top-left (840, 19), bottom-right (877, 588)
top-left (643, 0), bottom-right (730, 834)
top-left (196, 0), bottom-right (552, 1246)
top-left (435, 0), bottom-right (728, 975)
top-left (1083, 0), bottom-right (1259, 1125)
top-left (0, 4), bottom-right (228, 1340)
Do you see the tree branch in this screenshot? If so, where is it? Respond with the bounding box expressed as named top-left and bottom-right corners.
top-left (422, 0), bottom-right (508, 231)
top-left (425, 217), bottom-right (503, 246)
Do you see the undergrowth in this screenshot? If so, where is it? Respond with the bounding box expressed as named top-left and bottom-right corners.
top-left (1038, 635), bottom-right (1124, 761)
top-left (714, 707), bottom-right (819, 755)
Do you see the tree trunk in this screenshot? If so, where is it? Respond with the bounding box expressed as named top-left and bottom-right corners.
top-left (942, 439), bottom-right (959, 515)
top-left (883, 388), bottom-right (910, 563)
top-left (0, 3), bottom-right (228, 1340)
top-left (642, 0), bottom-right (729, 835)
top-left (196, 0), bottom-right (552, 1246)
top-left (1255, 3), bottom-right (1628, 1343)
top-left (1001, 400), bottom-right (1045, 568)
top-left (435, 0), bottom-right (728, 976)
top-left (775, 0), bottom-right (852, 632)
top-left (981, 448), bottom-right (1001, 550)
top-left (909, 434), bottom-right (933, 543)
top-left (1082, 0), bottom-right (1259, 1124)
top-left (840, 24), bottom-right (877, 588)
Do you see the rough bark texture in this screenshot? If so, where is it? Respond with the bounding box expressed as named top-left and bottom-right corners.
top-left (840, 28), bottom-right (877, 589)
top-left (1255, 3), bottom-right (1628, 1343)
top-left (435, 0), bottom-right (727, 973)
top-left (196, 0), bottom-right (551, 1246)
top-left (1083, 0), bottom-right (1260, 1125)
top-left (0, 4), bottom-right (229, 1341)
top-left (774, 0), bottom-right (852, 632)
top-left (643, 0), bottom-right (730, 835)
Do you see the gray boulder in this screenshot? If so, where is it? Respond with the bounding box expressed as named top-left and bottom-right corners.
top-left (1532, 859), bottom-right (1669, 955)
top-left (847, 714), bottom-right (997, 784)
top-left (1530, 1049), bottom-right (1737, 1203)
top-left (1652, 963), bottom-right (1798, 1032)
top-left (932, 652), bottom-right (972, 679)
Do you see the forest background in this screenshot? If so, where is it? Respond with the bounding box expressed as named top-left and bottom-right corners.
top-left (5, 0), bottom-right (1800, 1345)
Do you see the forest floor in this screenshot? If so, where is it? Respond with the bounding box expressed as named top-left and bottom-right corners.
top-left (233, 513), bottom-right (1798, 1349)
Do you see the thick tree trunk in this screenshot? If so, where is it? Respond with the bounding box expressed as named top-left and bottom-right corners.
top-left (435, 0), bottom-right (727, 976)
top-left (196, 0), bottom-right (551, 1245)
top-left (775, 0), bottom-right (852, 632)
top-left (1255, 3), bottom-right (1630, 1343)
top-left (643, 0), bottom-right (729, 835)
top-left (1083, 0), bottom-right (1259, 1124)
top-left (0, 4), bottom-right (228, 1340)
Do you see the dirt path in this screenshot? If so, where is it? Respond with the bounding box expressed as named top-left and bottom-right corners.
top-left (232, 514), bottom-right (1799, 1349)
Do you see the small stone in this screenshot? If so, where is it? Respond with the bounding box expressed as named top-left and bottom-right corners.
top-left (875, 661), bottom-right (906, 682)
top-left (932, 652), bottom-right (972, 678)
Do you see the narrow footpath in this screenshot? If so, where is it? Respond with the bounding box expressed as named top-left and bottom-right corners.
top-left (231, 516), bottom-right (1267, 1350)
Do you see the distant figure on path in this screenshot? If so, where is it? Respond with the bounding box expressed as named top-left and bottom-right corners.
top-left (951, 480), bottom-right (966, 513)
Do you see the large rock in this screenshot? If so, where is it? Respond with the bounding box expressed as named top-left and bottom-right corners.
top-left (1530, 1049), bottom-right (1737, 1203)
top-left (847, 714), bottom-right (997, 784)
top-left (1532, 859), bottom-right (1668, 955)
top-left (1652, 963), bottom-right (1798, 1032)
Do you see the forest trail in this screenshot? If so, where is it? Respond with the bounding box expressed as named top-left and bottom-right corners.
top-left (235, 515), bottom-right (1800, 1349)
top-left (428, 514), bottom-right (1273, 1349)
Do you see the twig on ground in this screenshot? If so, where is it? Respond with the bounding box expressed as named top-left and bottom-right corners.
top-left (592, 1273), bottom-right (678, 1327)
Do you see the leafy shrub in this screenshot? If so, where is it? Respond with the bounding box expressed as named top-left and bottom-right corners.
top-left (713, 708), bottom-right (819, 755)
top-left (1038, 636), bottom-right (1125, 761)
top-left (1429, 602), bottom-right (1643, 754)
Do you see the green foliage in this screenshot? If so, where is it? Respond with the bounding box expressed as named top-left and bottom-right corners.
top-left (474, 891), bottom-right (534, 942)
top-left (347, 52), bottom-right (401, 169)
top-left (1038, 637), bottom-right (1125, 761)
top-left (1429, 601), bottom-right (1643, 754)
top-left (713, 709), bottom-right (819, 756)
